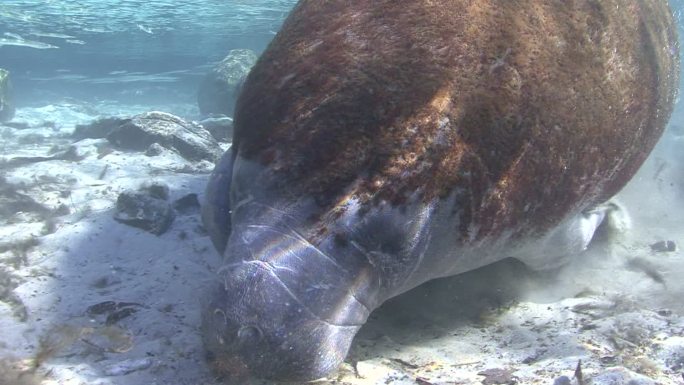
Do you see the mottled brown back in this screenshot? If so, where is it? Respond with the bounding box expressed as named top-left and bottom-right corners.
top-left (233, 0), bottom-right (679, 241)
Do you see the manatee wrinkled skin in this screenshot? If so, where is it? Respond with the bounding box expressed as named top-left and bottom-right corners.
top-left (202, 0), bottom-right (679, 381)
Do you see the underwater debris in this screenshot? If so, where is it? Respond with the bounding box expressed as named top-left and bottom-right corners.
top-left (650, 240), bottom-right (677, 253)
top-left (389, 358), bottom-right (420, 369)
top-left (86, 300), bottom-right (144, 325)
top-left (86, 300), bottom-right (144, 315)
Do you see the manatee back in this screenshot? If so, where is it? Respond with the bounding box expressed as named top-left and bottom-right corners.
top-left (233, 0), bottom-right (679, 242)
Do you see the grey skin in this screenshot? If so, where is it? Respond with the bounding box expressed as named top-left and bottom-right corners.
top-left (201, 149), bottom-right (614, 381)
top-left (202, 152), bottom-right (379, 381)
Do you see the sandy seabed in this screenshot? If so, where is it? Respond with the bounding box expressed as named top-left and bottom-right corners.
top-left (0, 100), bottom-right (683, 385)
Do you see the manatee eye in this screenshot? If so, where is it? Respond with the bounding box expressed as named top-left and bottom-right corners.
top-left (237, 325), bottom-right (263, 345)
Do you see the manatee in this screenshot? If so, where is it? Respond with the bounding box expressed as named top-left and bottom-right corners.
top-left (201, 0), bottom-right (679, 381)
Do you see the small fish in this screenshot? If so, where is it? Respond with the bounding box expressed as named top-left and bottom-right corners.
top-left (66, 39), bottom-right (86, 45)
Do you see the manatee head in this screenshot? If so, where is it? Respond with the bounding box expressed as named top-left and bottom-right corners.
top-left (200, 152), bottom-right (413, 381)
top-left (201, 260), bottom-right (365, 382)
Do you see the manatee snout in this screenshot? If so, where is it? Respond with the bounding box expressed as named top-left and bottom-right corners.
top-left (201, 227), bottom-right (370, 381)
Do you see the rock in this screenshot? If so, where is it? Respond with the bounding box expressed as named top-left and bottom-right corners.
top-left (173, 193), bottom-right (200, 214)
top-left (552, 376), bottom-right (571, 385)
top-left (590, 367), bottom-right (655, 385)
top-left (145, 142), bottom-right (165, 156)
top-left (198, 114), bottom-right (234, 142)
top-left (140, 182), bottom-right (169, 200)
top-left (107, 111), bottom-right (221, 162)
top-left (650, 240), bottom-right (677, 252)
top-left (197, 49), bottom-right (257, 116)
top-left (113, 190), bottom-right (175, 235)
top-left (72, 117), bottom-right (130, 141)
top-left (0, 69), bottom-right (15, 123)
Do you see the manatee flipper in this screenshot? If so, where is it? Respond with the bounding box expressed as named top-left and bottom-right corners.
top-left (513, 201), bottom-right (630, 271)
top-left (202, 149), bottom-right (235, 255)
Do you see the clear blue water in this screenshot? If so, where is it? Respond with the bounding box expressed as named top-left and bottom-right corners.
top-left (0, 1), bottom-right (296, 106)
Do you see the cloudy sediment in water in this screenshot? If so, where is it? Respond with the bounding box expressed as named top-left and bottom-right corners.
top-left (1, 1), bottom-right (684, 385)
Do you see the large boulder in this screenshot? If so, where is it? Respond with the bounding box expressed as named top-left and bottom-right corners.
top-left (197, 49), bottom-right (257, 116)
top-left (107, 111), bottom-right (222, 162)
top-left (0, 69), bottom-right (15, 123)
